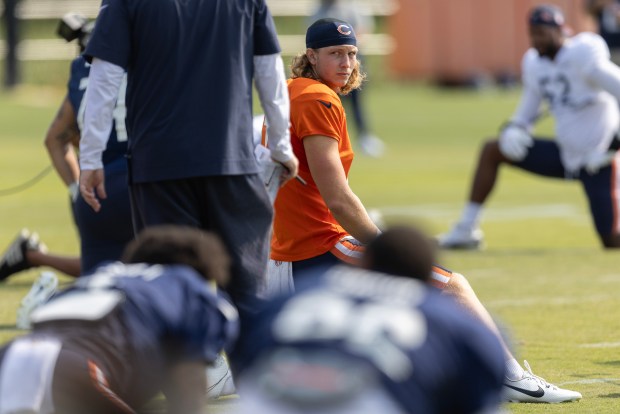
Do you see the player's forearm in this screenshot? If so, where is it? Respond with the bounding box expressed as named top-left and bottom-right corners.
top-left (327, 190), bottom-right (380, 244)
top-left (47, 143), bottom-right (79, 187)
top-left (509, 87), bottom-right (542, 129)
top-left (44, 97), bottom-right (80, 186)
top-left (80, 58), bottom-right (124, 170)
top-left (254, 53), bottom-right (294, 163)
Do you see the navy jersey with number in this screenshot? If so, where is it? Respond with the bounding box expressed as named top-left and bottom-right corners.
top-left (236, 266), bottom-right (505, 414)
top-left (31, 262), bottom-right (238, 407)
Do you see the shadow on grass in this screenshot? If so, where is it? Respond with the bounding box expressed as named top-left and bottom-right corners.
top-left (597, 360), bottom-right (620, 367)
top-left (599, 393), bottom-right (620, 399)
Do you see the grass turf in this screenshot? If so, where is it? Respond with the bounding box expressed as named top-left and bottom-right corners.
top-left (0, 76), bottom-right (619, 413)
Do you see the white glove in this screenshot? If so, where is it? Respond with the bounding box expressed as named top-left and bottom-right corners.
top-left (584, 150), bottom-right (616, 175)
top-left (498, 125), bottom-right (534, 161)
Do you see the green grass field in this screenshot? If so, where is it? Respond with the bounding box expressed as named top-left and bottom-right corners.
top-left (1, 70), bottom-right (619, 413)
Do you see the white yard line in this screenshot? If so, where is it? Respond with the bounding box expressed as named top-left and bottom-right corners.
top-left (373, 203), bottom-right (588, 221)
top-left (559, 378), bottom-right (620, 385)
top-left (578, 342), bottom-right (620, 349)
top-left (486, 294), bottom-right (616, 308)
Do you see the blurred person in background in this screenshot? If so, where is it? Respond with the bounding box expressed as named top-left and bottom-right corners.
top-left (309, 0), bottom-right (385, 157)
top-left (587, 0), bottom-right (620, 64)
top-left (0, 226), bottom-right (238, 414)
top-left (439, 4), bottom-right (620, 250)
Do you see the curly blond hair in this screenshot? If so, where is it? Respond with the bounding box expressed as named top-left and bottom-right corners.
top-left (289, 51), bottom-right (366, 95)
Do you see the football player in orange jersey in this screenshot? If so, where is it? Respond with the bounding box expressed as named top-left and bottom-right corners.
top-left (265, 17), bottom-right (582, 404)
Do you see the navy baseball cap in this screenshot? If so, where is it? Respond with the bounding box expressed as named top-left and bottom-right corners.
top-left (306, 18), bottom-right (357, 49)
top-left (529, 4), bottom-right (565, 27)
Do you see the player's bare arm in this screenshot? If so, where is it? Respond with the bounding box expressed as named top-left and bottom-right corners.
top-left (45, 96), bottom-right (81, 189)
top-left (304, 134), bottom-right (379, 243)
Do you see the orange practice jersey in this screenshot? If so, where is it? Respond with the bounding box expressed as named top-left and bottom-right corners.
top-left (271, 78), bottom-right (354, 262)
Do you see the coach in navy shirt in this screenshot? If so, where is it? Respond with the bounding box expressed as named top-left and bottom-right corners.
top-left (78, 0), bottom-right (299, 321)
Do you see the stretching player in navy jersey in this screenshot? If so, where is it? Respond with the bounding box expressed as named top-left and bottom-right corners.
top-left (0, 225), bottom-right (238, 414)
top-left (0, 13), bottom-right (134, 329)
top-left (234, 225), bottom-right (506, 414)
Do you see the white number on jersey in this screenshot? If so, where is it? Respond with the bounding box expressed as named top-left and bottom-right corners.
top-left (272, 290), bottom-right (427, 381)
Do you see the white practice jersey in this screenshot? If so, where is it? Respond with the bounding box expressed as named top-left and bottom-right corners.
top-left (512, 32), bottom-right (620, 171)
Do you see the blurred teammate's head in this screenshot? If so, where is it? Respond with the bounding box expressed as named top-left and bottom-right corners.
top-left (527, 4), bottom-right (565, 58)
top-left (362, 225), bottom-right (435, 282)
top-left (122, 225), bottom-right (230, 286)
top-left (291, 18), bottom-right (365, 95)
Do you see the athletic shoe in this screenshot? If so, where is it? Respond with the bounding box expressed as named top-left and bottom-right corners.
top-left (16, 271), bottom-right (59, 330)
top-left (503, 360), bottom-right (582, 403)
top-left (437, 224), bottom-right (484, 250)
top-left (0, 229), bottom-right (48, 281)
top-left (358, 133), bottom-right (385, 158)
top-left (206, 353), bottom-right (236, 399)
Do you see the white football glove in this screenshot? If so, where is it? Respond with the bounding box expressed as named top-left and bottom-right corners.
top-left (584, 150), bottom-right (616, 175)
top-left (498, 125), bottom-right (534, 162)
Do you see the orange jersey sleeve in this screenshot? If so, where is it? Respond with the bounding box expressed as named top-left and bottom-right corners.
top-left (271, 78), bottom-right (355, 262)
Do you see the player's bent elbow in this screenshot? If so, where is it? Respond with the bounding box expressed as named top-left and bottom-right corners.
top-left (43, 132), bottom-right (57, 152)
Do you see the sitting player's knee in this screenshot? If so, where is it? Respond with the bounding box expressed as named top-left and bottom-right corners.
top-left (480, 139), bottom-right (505, 162)
top-left (443, 272), bottom-right (469, 297)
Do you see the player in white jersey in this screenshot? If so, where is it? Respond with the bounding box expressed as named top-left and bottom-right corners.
top-left (439, 4), bottom-right (620, 249)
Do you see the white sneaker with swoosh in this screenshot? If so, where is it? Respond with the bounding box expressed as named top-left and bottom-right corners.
top-left (503, 360), bottom-right (582, 403)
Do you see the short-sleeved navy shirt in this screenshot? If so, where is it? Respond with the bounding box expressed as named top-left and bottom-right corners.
top-left (85, 0), bottom-right (281, 182)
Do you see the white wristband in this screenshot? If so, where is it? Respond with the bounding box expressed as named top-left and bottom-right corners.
top-left (69, 181), bottom-right (79, 202)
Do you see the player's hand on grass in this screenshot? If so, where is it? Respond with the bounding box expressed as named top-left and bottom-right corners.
top-left (79, 169), bottom-right (106, 212)
top-left (499, 125), bottom-right (533, 161)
